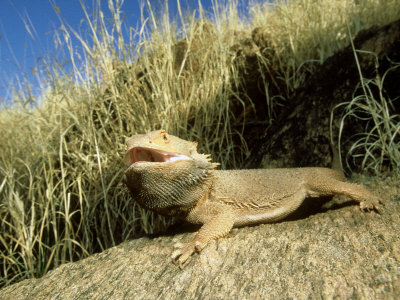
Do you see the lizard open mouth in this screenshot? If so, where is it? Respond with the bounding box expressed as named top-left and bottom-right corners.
top-left (125, 147), bottom-right (190, 167)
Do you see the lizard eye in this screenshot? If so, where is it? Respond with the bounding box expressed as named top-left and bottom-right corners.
top-left (161, 132), bottom-right (169, 142)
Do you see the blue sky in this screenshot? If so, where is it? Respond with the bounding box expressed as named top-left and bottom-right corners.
top-left (1, 0), bottom-right (245, 104)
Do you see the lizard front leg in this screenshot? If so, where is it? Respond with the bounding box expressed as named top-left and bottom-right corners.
top-left (172, 203), bottom-right (235, 268)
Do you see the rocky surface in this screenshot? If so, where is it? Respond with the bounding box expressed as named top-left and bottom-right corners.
top-left (1, 176), bottom-right (399, 299)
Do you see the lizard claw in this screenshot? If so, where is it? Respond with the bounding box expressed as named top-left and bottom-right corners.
top-left (171, 241), bottom-right (196, 268)
top-left (359, 198), bottom-right (381, 212)
top-left (171, 240), bottom-right (206, 268)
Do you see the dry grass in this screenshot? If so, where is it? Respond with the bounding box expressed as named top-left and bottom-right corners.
top-left (250, 0), bottom-right (400, 100)
top-left (1, 0), bottom-right (399, 287)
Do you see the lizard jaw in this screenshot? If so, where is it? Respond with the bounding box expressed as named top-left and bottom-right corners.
top-left (125, 147), bottom-right (191, 168)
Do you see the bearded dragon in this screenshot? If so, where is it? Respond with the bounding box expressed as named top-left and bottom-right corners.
top-left (124, 130), bottom-right (380, 267)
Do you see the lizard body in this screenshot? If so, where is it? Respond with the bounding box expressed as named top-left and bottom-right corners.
top-left (124, 130), bottom-right (380, 267)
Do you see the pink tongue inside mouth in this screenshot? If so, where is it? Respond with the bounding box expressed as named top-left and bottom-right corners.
top-left (125, 147), bottom-right (189, 167)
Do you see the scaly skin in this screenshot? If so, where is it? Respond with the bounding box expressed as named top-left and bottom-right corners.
top-left (124, 130), bottom-right (381, 267)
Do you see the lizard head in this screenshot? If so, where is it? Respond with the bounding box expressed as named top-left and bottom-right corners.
top-left (125, 129), bottom-right (199, 168)
top-left (124, 130), bottom-right (217, 217)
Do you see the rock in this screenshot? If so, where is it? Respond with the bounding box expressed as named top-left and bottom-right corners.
top-left (1, 176), bottom-right (399, 299)
top-left (244, 19), bottom-right (400, 174)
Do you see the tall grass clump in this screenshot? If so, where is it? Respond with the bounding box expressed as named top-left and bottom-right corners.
top-left (1, 0), bottom-right (399, 287)
top-left (333, 46), bottom-right (400, 174)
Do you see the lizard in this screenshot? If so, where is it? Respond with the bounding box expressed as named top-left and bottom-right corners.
top-left (124, 129), bottom-right (381, 267)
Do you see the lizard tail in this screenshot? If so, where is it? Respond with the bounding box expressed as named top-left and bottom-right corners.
top-left (330, 142), bottom-right (345, 178)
